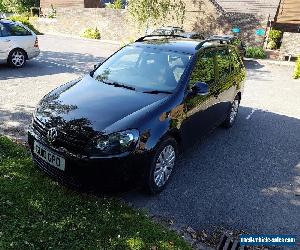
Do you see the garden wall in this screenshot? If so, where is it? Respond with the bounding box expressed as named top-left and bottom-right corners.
top-left (280, 33), bottom-right (300, 59)
top-left (31, 0), bottom-right (268, 45)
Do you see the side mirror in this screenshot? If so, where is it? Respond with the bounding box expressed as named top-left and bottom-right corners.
top-left (192, 82), bottom-right (209, 96)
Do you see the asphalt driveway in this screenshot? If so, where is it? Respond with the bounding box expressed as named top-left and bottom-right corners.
top-left (0, 35), bottom-right (299, 238)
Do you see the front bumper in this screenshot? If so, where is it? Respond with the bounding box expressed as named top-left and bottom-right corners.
top-left (28, 127), bottom-right (150, 188)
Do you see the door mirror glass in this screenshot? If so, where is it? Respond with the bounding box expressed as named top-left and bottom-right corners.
top-left (193, 82), bottom-right (209, 95)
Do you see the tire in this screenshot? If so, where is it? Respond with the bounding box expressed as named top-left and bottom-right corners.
top-left (144, 137), bottom-right (178, 194)
top-left (222, 95), bottom-right (240, 128)
top-left (8, 49), bottom-right (26, 68)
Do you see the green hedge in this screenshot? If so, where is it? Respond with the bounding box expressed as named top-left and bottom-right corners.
top-left (245, 47), bottom-right (266, 59)
top-left (8, 15), bottom-right (41, 34)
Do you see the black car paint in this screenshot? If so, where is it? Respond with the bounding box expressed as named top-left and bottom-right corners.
top-left (28, 39), bottom-right (245, 186)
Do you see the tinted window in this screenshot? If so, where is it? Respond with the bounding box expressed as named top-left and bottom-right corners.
top-left (5, 23), bottom-right (31, 36)
top-left (94, 46), bottom-right (191, 92)
top-left (0, 23), bottom-right (10, 37)
top-left (229, 48), bottom-right (242, 71)
top-left (189, 49), bottom-right (215, 88)
top-left (216, 48), bottom-right (231, 80)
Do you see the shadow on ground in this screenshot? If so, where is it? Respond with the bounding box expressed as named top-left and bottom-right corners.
top-left (124, 107), bottom-right (300, 236)
top-left (0, 50), bottom-right (105, 80)
top-left (0, 105), bottom-right (33, 141)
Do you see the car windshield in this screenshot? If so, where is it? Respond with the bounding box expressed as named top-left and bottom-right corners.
top-left (93, 46), bottom-right (191, 92)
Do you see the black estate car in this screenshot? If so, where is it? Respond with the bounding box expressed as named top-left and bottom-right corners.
top-left (28, 35), bottom-right (246, 194)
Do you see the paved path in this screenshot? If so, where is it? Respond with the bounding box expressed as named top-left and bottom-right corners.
top-left (0, 35), bottom-right (299, 237)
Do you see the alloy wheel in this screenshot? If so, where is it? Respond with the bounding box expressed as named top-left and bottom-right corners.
top-left (153, 145), bottom-right (176, 187)
top-left (11, 50), bottom-right (25, 67)
top-left (229, 99), bottom-right (239, 123)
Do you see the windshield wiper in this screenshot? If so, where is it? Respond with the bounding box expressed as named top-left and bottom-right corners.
top-left (101, 80), bottom-right (135, 91)
top-left (143, 90), bottom-right (173, 94)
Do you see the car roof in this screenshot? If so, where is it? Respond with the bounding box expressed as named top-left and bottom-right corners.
top-left (0, 19), bottom-right (14, 24)
top-left (133, 39), bottom-right (202, 54)
top-left (132, 37), bottom-right (229, 55)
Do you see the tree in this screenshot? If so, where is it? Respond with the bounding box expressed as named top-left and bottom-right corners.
top-left (0, 0), bottom-right (38, 14)
top-left (128, 0), bottom-right (185, 28)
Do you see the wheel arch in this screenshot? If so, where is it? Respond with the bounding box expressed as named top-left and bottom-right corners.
top-left (8, 47), bottom-right (28, 60)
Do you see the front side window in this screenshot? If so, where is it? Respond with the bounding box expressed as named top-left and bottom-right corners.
top-left (5, 23), bottom-right (31, 36)
top-left (189, 49), bottom-right (215, 89)
top-left (93, 46), bottom-right (191, 92)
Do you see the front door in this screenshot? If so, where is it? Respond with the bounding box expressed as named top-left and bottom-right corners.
top-left (181, 48), bottom-right (220, 146)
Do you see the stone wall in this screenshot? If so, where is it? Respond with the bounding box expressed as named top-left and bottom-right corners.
top-left (279, 33), bottom-right (300, 59)
top-left (31, 8), bottom-right (142, 42)
top-left (31, 0), bottom-right (268, 45)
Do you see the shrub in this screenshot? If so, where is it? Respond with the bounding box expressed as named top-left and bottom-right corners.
top-left (47, 4), bottom-right (57, 19)
top-left (267, 40), bottom-right (277, 50)
top-left (293, 56), bottom-right (300, 79)
top-left (106, 0), bottom-right (123, 9)
top-left (245, 47), bottom-right (266, 59)
top-left (268, 29), bottom-right (282, 49)
top-left (8, 15), bottom-right (41, 34)
top-left (269, 29), bottom-right (282, 42)
top-left (81, 27), bottom-right (101, 39)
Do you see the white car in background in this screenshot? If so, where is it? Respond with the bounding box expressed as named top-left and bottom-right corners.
top-left (0, 19), bottom-right (40, 68)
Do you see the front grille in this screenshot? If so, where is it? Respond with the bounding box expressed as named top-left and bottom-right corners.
top-left (32, 118), bottom-right (89, 154)
top-left (33, 118), bottom-right (48, 138)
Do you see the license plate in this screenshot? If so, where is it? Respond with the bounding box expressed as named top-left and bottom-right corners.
top-left (33, 141), bottom-right (65, 171)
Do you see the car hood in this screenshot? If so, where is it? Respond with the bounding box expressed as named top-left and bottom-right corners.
top-left (35, 75), bottom-right (168, 137)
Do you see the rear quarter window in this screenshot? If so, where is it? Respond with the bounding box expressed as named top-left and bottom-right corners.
top-left (5, 23), bottom-right (31, 36)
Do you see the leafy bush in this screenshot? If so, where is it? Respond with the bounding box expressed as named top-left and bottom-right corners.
top-left (81, 27), bottom-right (101, 40)
top-left (269, 29), bottom-right (282, 42)
top-left (47, 4), bottom-right (57, 18)
top-left (293, 56), bottom-right (300, 79)
top-left (267, 40), bottom-right (277, 50)
top-left (8, 15), bottom-right (40, 34)
top-left (268, 29), bottom-right (282, 49)
top-left (106, 0), bottom-right (122, 9)
top-left (245, 47), bottom-right (266, 59)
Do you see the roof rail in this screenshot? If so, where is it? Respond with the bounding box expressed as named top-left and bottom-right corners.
top-left (135, 34), bottom-right (187, 42)
top-left (195, 38), bottom-right (229, 50)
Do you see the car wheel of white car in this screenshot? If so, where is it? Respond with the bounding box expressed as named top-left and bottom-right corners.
top-left (8, 49), bottom-right (26, 68)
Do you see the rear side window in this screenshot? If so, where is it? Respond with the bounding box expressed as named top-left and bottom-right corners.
top-left (5, 23), bottom-right (31, 36)
top-left (189, 49), bottom-right (215, 88)
top-left (229, 48), bottom-right (243, 71)
top-left (216, 48), bottom-right (231, 80)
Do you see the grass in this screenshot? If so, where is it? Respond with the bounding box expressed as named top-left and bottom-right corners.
top-left (0, 136), bottom-right (191, 250)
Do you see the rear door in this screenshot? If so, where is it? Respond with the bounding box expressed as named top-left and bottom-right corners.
top-left (4, 22), bottom-right (34, 52)
top-left (214, 47), bottom-right (236, 123)
top-left (0, 23), bottom-right (12, 60)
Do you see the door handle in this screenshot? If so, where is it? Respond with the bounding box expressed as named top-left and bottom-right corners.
top-left (4, 39), bottom-right (11, 42)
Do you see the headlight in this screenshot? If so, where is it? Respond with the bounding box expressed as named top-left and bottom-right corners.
top-left (95, 129), bottom-right (139, 155)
